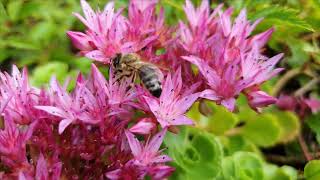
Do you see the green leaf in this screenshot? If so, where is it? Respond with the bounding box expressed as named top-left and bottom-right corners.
top-left (0, 1), bottom-right (7, 23)
top-left (236, 94), bottom-right (257, 122)
top-left (7, 0), bottom-right (23, 21)
top-left (4, 39), bottom-right (39, 50)
top-left (274, 111), bottom-right (300, 143)
top-left (222, 135), bottom-right (261, 156)
top-left (165, 127), bottom-right (223, 180)
top-left (250, 6), bottom-right (314, 32)
top-left (162, 0), bottom-right (183, 11)
top-left (218, 152), bottom-right (264, 180)
top-left (30, 21), bottom-right (56, 42)
top-left (307, 113), bottom-right (320, 135)
top-left (207, 102), bottom-right (239, 135)
top-left (264, 164), bottom-right (297, 180)
top-left (242, 114), bottom-right (281, 147)
top-left (31, 62), bottom-right (69, 87)
top-left (304, 160), bottom-right (320, 180)
top-left (0, 49), bottom-right (9, 63)
top-left (233, 152), bottom-right (264, 180)
top-left (286, 38), bottom-right (310, 68)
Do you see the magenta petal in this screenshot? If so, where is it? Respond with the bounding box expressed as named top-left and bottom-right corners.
top-left (247, 91), bottom-right (276, 111)
top-left (67, 31), bottom-right (92, 51)
top-left (171, 115), bottom-right (194, 126)
top-left (34, 106), bottom-right (68, 118)
top-left (200, 89), bottom-right (220, 101)
top-left (157, 118), bottom-right (170, 128)
top-left (129, 118), bottom-right (156, 135)
top-left (85, 50), bottom-right (108, 63)
top-left (80, 0), bottom-right (96, 29)
top-left (125, 130), bottom-right (142, 156)
top-left (18, 172), bottom-right (27, 180)
top-left (105, 169), bottom-right (121, 180)
top-left (146, 128), bottom-right (167, 153)
top-left (153, 155), bottom-right (172, 163)
top-left (304, 98), bottom-right (320, 114)
top-left (35, 153), bottom-right (48, 180)
top-left (0, 94), bottom-right (12, 114)
top-left (175, 93), bottom-right (200, 114)
top-left (252, 27), bottom-right (274, 48)
top-left (149, 165), bottom-right (175, 180)
top-left (221, 98), bottom-right (236, 112)
top-left (143, 96), bottom-right (160, 114)
top-left (72, 12), bottom-right (90, 28)
top-left (58, 119), bottom-right (73, 134)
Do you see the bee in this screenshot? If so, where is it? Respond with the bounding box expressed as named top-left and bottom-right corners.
top-left (112, 53), bottom-right (163, 98)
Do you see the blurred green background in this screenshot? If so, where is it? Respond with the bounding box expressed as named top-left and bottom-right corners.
top-left (0, 0), bottom-right (320, 179)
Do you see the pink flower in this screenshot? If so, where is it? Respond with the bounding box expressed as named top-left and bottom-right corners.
top-left (35, 77), bottom-right (81, 134)
top-left (69, 0), bottom-right (160, 64)
top-left (180, 1), bottom-right (283, 111)
top-left (35, 153), bottom-right (62, 180)
top-left (183, 55), bottom-right (246, 111)
top-left (106, 128), bottom-right (173, 180)
top-left (240, 46), bottom-right (284, 86)
top-left (144, 70), bottom-right (199, 128)
top-left (178, 0), bottom-right (222, 53)
top-left (105, 68), bottom-right (138, 109)
top-left (105, 162), bottom-right (145, 180)
top-left (128, 0), bottom-right (172, 47)
top-left (125, 128), bottom-right (171, 167)
top-left (0, 113), bottom-right (36, 168)
top-left (0, 65), bottom-right (40, 124)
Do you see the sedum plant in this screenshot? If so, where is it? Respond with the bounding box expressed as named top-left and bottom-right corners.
top-left (0, 0), bottom-right (319, 179)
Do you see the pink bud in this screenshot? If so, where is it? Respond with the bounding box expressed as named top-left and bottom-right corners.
top-left (129, 118), bottom-right (156, 135)
top-left (67, 31), bottom-right (93, 51)
top-left (247, 91), bottom-right (277, 112)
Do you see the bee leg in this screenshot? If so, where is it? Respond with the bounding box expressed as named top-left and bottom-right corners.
top-left (113, 71), bottom-right (133, 84)
top-left (129, 73), bottom-right (137, 88)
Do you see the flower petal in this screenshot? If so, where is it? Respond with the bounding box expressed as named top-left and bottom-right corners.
top-left (143, 96), bottom-right (160, 114)
top-left (146, 128), bottom-right (167, 153)
top-left (171, 115), bottom-right (194, 126)
top-left (58, 119), bottom-right (74, 134)
top-left (35, 153), bottom-right (48, 180)
top-left (221, 98), bottom-right (236, 112)
top-left (125, 130), bottom-right (142, 157)
top-left (153, 155), bottom-right (172, 163)
top-left (34, 106), bottom-right (68, 118)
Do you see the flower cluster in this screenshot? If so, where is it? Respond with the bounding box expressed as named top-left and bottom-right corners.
top-left (179, 0), bottom-right (283, 112)
top-left (0, 0), bottom-right (285, 179)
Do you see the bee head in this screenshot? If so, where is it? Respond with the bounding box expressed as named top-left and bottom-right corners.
top-left (112, 53), bottom-right (122, 68)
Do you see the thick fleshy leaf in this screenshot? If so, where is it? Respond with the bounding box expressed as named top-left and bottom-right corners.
top-left (304, 160), bottom-right (320, 180)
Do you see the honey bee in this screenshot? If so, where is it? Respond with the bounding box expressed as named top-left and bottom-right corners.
top-left (112, 53), bottom-right (163, 98)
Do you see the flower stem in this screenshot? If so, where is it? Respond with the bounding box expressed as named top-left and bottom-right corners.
top-left (298, 134), bottom-right (313, 161)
